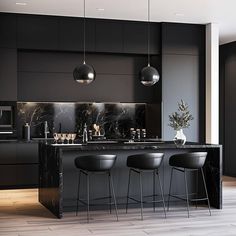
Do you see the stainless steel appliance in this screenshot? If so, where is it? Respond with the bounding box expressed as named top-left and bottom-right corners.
top-left (0, 102), bottom-right (16, 137)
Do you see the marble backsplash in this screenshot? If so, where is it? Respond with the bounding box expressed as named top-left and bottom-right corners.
top-left (17, 102), bottom-right (146, 139)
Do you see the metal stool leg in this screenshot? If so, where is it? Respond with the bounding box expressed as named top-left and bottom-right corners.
top-left (156, 171), bottom-right (166, 218)
top-left (126, 169), bottom-right (131, 213)
top-left (86, 173), bottom-right (90, 223)
top-left (184, 169), bottom-right (190, 218)
top-left (139, 171), bottom-right (144, 220)
top-left (167, 167), bottom-right (174, 211)
top-left (153, 170), bottom-right (156, 212)
top-left (109, 172), bottom-right (119, 221)
top-left (108, 172), bottom-right (112, 214)
top-left (76, 170), bottom-right (81, 216)
top-left (196, 170), bottom-right (198, 209)
top-left (201, 168), bottom-right (211, 216)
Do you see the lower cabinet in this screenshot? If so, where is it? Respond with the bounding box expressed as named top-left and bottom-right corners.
top-left (0, 142), bottom-right (38, 189)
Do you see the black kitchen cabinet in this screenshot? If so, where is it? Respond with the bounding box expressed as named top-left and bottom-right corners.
top-left (16, 143), bottom-right (38, 164)
top-left (16, 164), bottom-right (38, 187)
top-left (17, 15), bottom-right (59, 50)
top-left (0, 48), bottom-right (17, 101)
top-left (0, 13), bottom-right (17, 48)
top-left (123, 22), bottom-right (160, 54)
top-left (162, 22), bottom-right (205, 55)
top-left (95, 20), bottom-right (123, 53)
top-left (0, 142), bottom-right (39, 188)
top-left (0, 143), bottom-right (17, 164)
top-left (59, 17), bottom-right (95, 52)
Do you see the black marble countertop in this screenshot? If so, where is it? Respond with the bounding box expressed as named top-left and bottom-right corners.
top-left (43, 141), bottom-right (222, 150)
top-left (0, 139), bottom-right (222, 150)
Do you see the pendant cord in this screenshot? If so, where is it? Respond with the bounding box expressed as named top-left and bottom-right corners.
top-left (83, 0), bottom-right (86, 64)
top-left (147, 0), bottom-right (150, 66)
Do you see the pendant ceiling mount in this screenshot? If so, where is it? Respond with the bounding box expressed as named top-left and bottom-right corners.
top-left (73, 0), bottom-right (96, 84)
top-left (140, 0), bottom-right (160, 86)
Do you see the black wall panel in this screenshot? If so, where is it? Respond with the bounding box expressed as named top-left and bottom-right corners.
top-left (161, 23), bottom-right (205, 142)
top-left (17, 51), bottom-right (161, 103)
top-left (95, 20), bottom-right (123, 53)
top-left (0, 48), bottom-right (17, 101)
top-left (17, 15), bottom-right (59, 50)
top-left (124, 22), bottom-right (160, 54)
top-left (0, 13), bottom-right (16, 48)
top-left (59, 18), bottom-right (95, 52)
top-left (162, 22), bottom-right (205, 55)
top-left (220, 42), bottom-right (236, 176)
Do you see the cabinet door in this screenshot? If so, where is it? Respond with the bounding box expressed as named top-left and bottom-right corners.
top-left (95, 20), bottom-right (123, 53)
top-left (0, 48), bottom-right (17, 101)
top-left (0, 143), bottom-right (17, 164)
top-left (17, 15), bottom-right (59, 50)
top-left (124, 21), bottom-right (147, 54)
top-left (0, 13), bottom-right (17, 48)
top-left (123, 22), bottom-right (160, 54)
top-left (162, 23), bottom-right (205, 55)
top-left (59, 17), bottom-right (95, 52)
top-left (16, 143), bottom-right (38, 164)
top-left (16, 164), bottom-right (38, 186)
top-left (0, 165), bottom-right (17, 188)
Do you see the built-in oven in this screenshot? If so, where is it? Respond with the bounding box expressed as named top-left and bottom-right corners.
top-left (0, 102), bottom-right (16, 137)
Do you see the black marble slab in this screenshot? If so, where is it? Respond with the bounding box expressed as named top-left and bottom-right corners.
top-left (39, 142), bottom-right (222, 219)
top-left (17, 102), bottom-right (146, 139)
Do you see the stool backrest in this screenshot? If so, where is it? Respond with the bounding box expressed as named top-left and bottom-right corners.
top-left (169, 152), bottom-right (207, 169)
top-left (74, 155), bottom-right (117, 171)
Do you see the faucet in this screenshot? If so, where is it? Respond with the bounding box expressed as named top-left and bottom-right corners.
top-left (44, 121), bottom-right (49, 139)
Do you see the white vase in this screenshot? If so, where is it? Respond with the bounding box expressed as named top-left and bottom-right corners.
top-left (173, 129), bottom-right (186, 146)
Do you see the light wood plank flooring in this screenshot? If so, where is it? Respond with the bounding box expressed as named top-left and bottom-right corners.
top-left (0, 177), bottom-right (236, 236)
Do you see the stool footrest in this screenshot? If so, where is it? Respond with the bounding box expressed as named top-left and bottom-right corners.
top-left (169, 194), bottom-right (208, 202)
top-left (128, 196), bottom-right (164, 204)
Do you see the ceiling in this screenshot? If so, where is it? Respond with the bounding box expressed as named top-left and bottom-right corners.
top-left (0, 0), bottom-right (235, 45)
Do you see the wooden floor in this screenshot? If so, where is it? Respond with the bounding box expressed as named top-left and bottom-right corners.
top-left (1, 177), bottom-right (236, 236)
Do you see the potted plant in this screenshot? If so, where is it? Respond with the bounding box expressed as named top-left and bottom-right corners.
top-left (168, 100), bottom-right (194, 146)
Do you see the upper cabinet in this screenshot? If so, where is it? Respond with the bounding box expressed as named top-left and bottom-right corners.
top-left (162, 23), bottom-right (205, 55)
top-left (17, 15), bottom-right (59, 50)
top-left (124, 22), bottom-right (160, 54)
top-left (95, 20), bottom-right (123, 53)
top-left (0, 14), bottom-right (17, 48)
top-left (59, 17), bottom-right (95, 52)
top-left (0, 48), bottom-right (17, 101)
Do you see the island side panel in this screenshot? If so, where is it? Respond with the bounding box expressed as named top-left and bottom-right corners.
top-left (39, 144), bottom-right (63, 218)
top-left (205, 146), bottom-right (222, 209)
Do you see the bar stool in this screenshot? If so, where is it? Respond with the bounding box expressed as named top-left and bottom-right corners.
top-left (126, 153), bottom-right (166, 220)
top-left (74, 154), bottom-right (118, 222)
top-left (167, 152), bottom-right (211, 217)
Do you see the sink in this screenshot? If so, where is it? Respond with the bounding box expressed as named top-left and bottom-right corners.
top-left (32, 138), bottom-right (54, 141)
top-left (124, 141), bottom-right (165, 144)
top-left (87, 140), bottom-right (119, 144)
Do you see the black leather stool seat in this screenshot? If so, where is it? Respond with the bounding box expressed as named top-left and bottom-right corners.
top-left (74, 154), bottom-right (116, 172)
top-left (167, 152), bottom-right (211, 217)
top-left (127, 153), bottom-right (164, 170)
top-left (169, 152), bottom-right (207, 169)
top-left (74, 154), bottom-right (118, 222)
top-left (126, 153), bottom-right (166, 220)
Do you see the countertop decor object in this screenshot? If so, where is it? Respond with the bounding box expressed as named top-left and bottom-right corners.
top-left (168, 100), bottom-right (194, 146)
top-left (73, 0), bottom-right (96, 84)
top-left (139, 0), bottom-right (160, 86)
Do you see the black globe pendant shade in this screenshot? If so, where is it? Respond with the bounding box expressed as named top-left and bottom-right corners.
top-left (73, 62), bottom-right (96, 84)
top-left (73, 0), bottom-right (96, 85)
top-left (140, 0), bottom-right (160, 86)
top-left (140, 64), bottom-right (159, 86)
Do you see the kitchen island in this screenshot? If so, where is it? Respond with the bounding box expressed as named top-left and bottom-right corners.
top-left (39, 142), bottom-right (222, 218)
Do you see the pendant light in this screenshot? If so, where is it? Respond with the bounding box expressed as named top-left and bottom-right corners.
top-left (73, 0), bottom-right (96, 84)
top-left (140, 0), bottom-right (159, 86)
